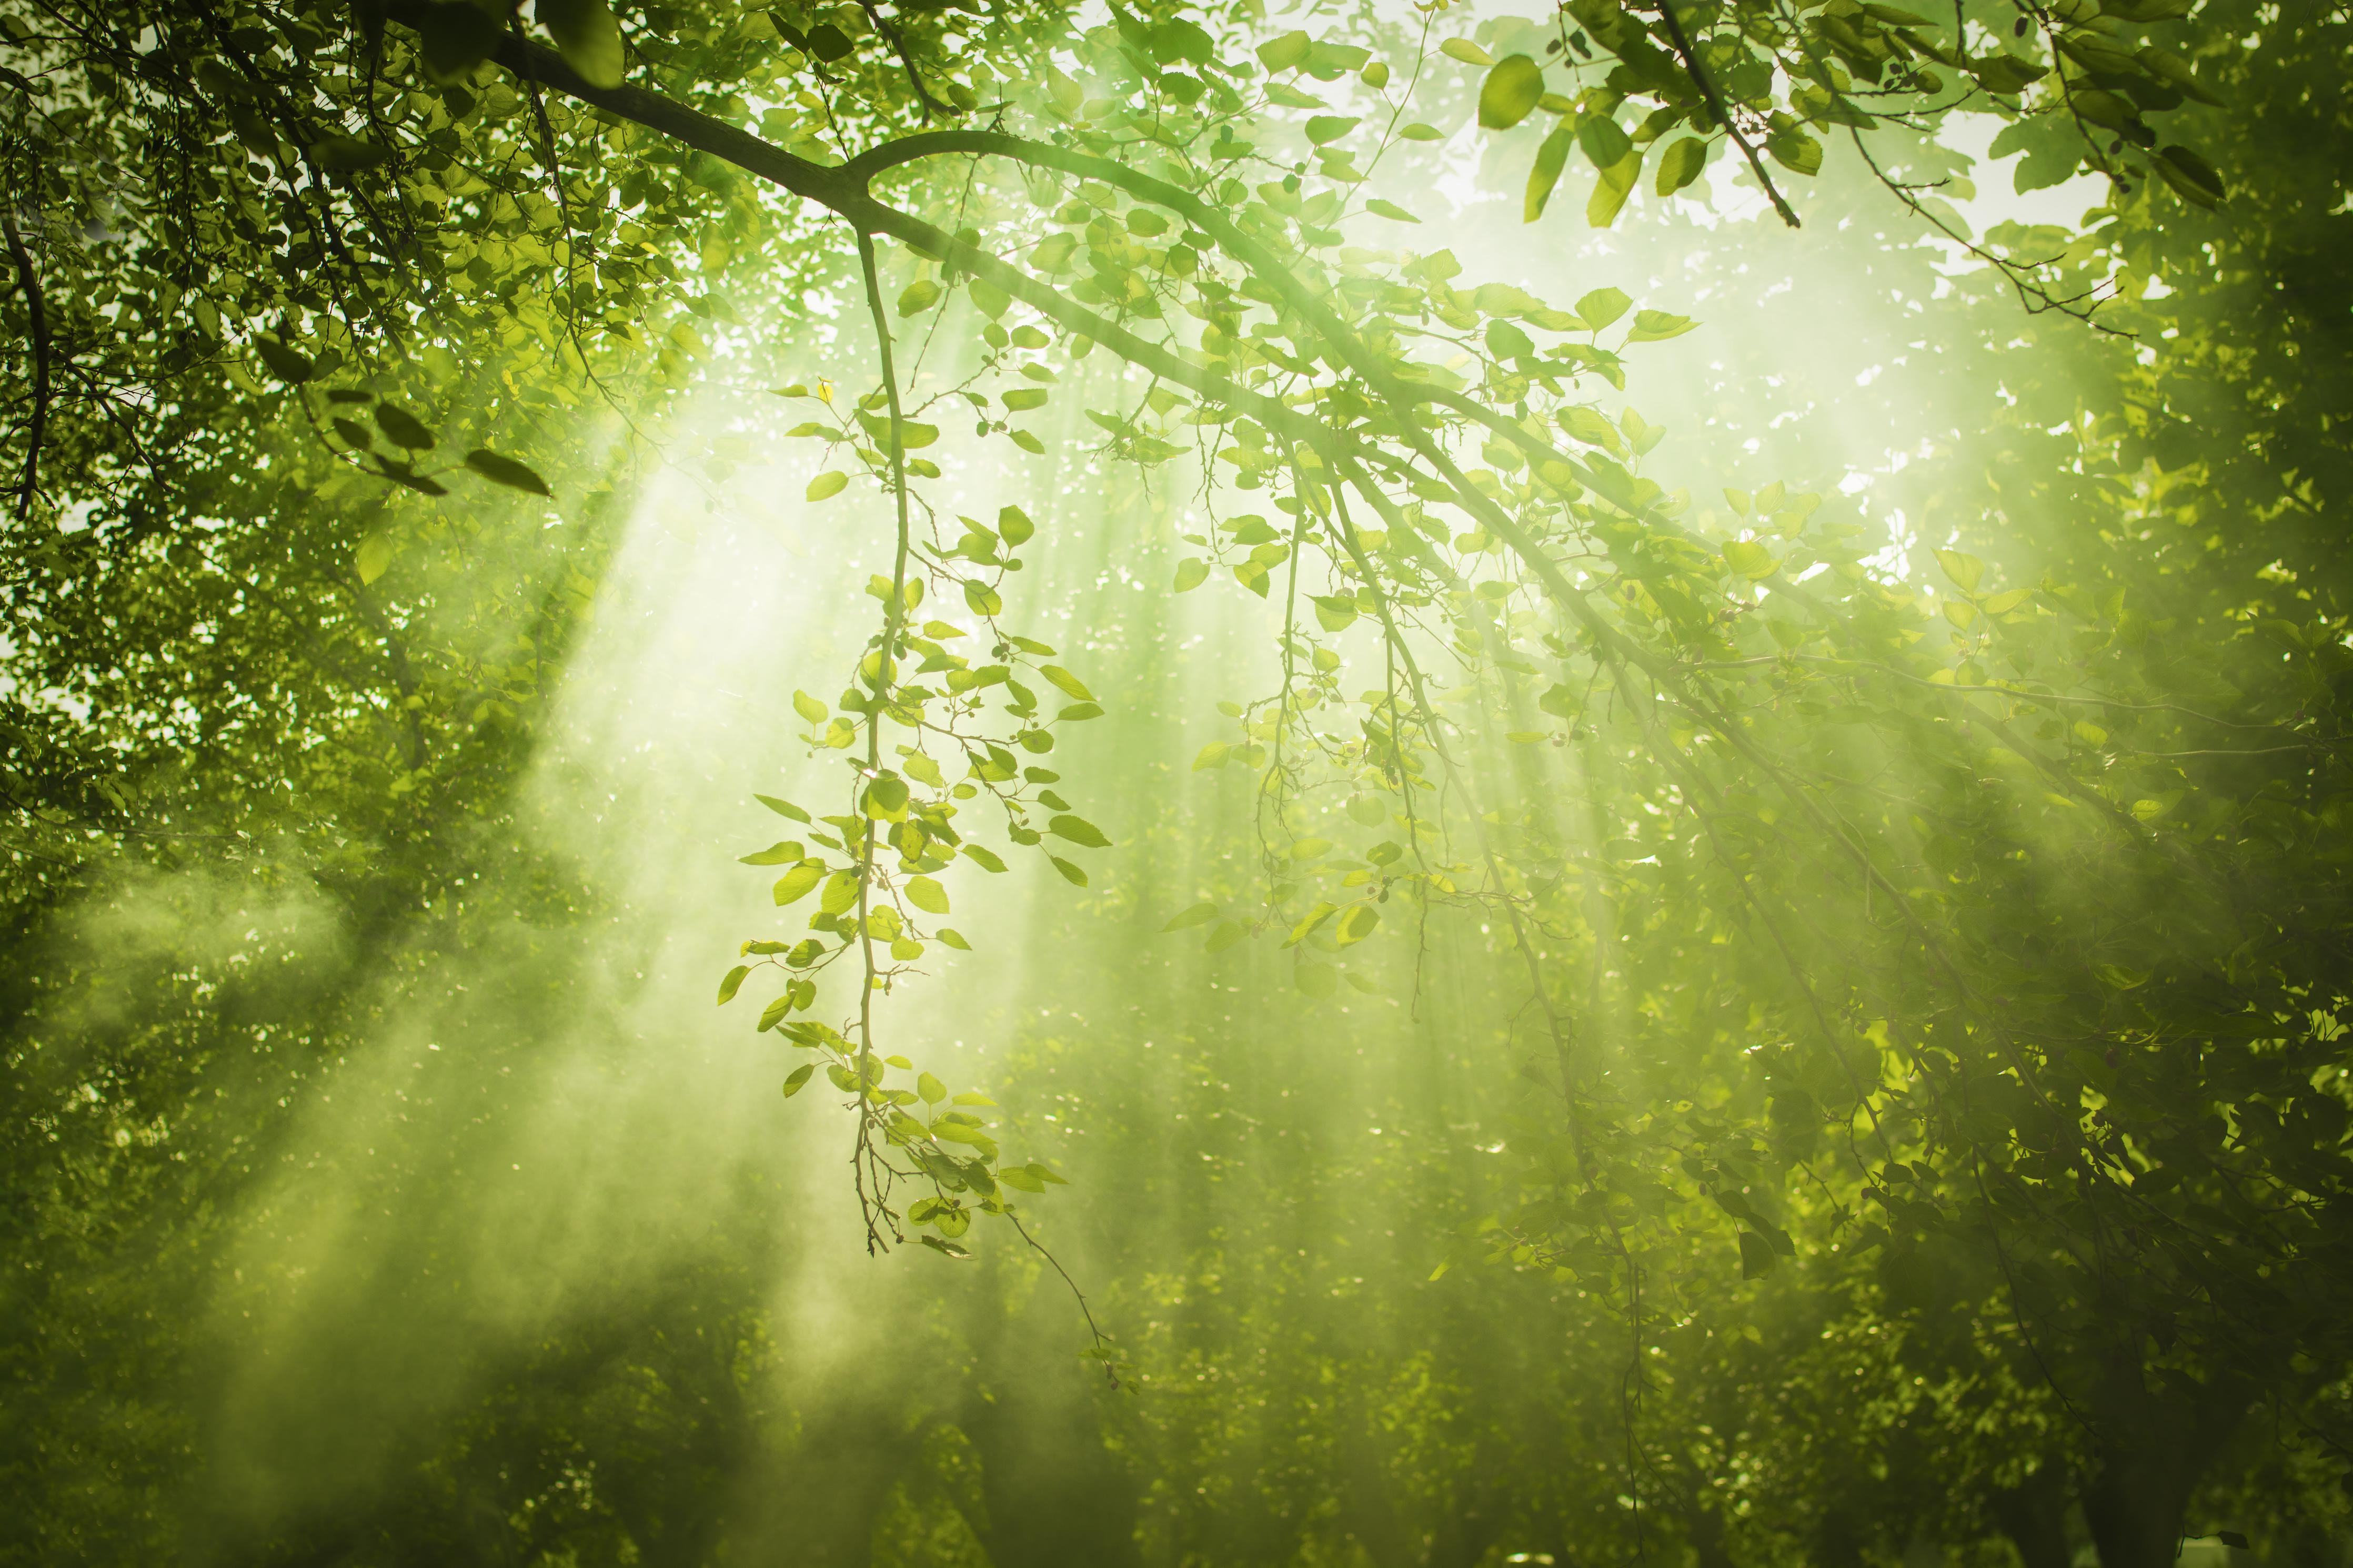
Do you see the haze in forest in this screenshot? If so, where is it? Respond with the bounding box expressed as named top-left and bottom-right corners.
top-left (4, 2), bottom-right (2348, 1567)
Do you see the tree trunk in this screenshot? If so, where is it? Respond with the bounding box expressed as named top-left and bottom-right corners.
top-left (1987, 1458), bottom-right (2073, 1568)
top-left (2082, 1355), bottom-right (2247, 1568)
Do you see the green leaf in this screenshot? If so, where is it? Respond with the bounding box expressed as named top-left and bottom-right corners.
top-left (1575, 288), bottom-right (1632, 330)
top-left (1164, 901), bottom-right (1220, 931)
top-left (1174, 558), bottom-right (1209, 591)
top-left (1577, 113), bottom-right (1632, 171)
top-left (2154, 145), bottom-right (2225, 207)
top-left (1738, 1230), bottom-right (1779, 1280)
top-left (793, 690), bottom-right (829, 724)
top-left (1968, 52), bottom-right (2048, 96)
top-left (1397, 122), bottom-right (1444, 142)
top-left (718, 964), bottom-right (750, 1005)
top-left (962, 844), bottom-right (1008, 873)
top-left (1284, 902), bottom-right (1338, 948)
top-left (1256, 29), bottom-right (1311, 71)
top-left (999, 506), bottom-right (1036, 544)
top-left (1933, 549), bottom-right (1984, 592)
top-left (1312, 594), bottom-right (1360, 632)
top-left (1347, 793), bottom-right (1387, 825)
top-left (739, 840), bottom-right (806, 865)
top-left (466, 448), bottom-right (551, 495)
top-left (918, 1071), bottom-right (946, 1104)
top-left (756, 794), bottom-right (812, 823)
top-left (539, 0), bottom-right (626, 89)
top-left (1655, 135), bottom-right (1709, 196)
top-left (897, 278), bottom-right (942, 316)
top-left (311, 135), bottom-right (392, 172)
top-left (2137, 45), bottom-right (2225, 106)
top-left (1587, 151), bottom-right (1641, 228)
top-left (355, 532), bottom-right (395, 585)
top-left (1477, 55), bottom-right (1544, 129)
top-left (1722, 539), bottom-right (1776, 579)
top-left (772, 862), bottom-right (826, 906)
top-left (415, 0), bottom-right (503, 82)
top-left (1048, 855), bottom-right (1089, 886)
top-left (255, 337), bottom-right (315, 383)
top-left (1765, 126), bottom-right (1823, 177)
top-left (1002, 388), bottom-right (1049, 412)
top-left (1048, 814), bottom-right (1111, 849)
top-left (1305, 115), bottom-right (1360, 145)
top-left (937, 927), bottom-right (971, 950)
top-left (1335, 903), bottom-right (1380, 946)
top-left (819, 869), bottom-right (862, 915)
top-left (906, 875), bottom-right (949, 914)
top-left (781, 1063), bottom-right (815, 1097)
top-left (374, 404), bottom-right (435, 451)
top-left (1363, 198), bottom-right (1420, 224)
top-left (1039, 665), bottom-right (1094, 702)
top-left (806, 470), bottom-right (849, 502)
top-left (963, 581), bottom-right (1002, 616)
top-left (1625, 309), bottom-right (1698, 342)
top-left (1440, 37), bottom-right (1494, 67)
top-left (1029, 234), bottom-right (1077, 273)
top-left (802, 22), bottom-right (853, 62)
top-left (1524, 126), bottom-right (1574, 223)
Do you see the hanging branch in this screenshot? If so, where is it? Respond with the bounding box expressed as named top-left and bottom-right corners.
top-left (1651, 0), bottom-right (1801, 229)
top-left (3, 213), bottom-right (50, 520)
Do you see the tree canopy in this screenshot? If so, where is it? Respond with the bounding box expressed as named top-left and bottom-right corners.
top-left (4, 0), bottom-right (2351, 1565)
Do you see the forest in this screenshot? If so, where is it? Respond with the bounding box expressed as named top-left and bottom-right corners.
top-left (1, 0), bottom-right (2348, 1564)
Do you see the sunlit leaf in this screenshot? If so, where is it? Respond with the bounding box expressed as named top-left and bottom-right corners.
top-left (1256, 29), bottom-right (1310, 70)
top-left (1625, 309), bottom-right (1698, 342)
top-left (539, 0), bottom-right (626, 89)
top-left (355, 532), bottom-right (395, 585)
top-left (1524, 126), bottom-right (1574, 223)
top-left (1575, 288), bottom-right (1632, 329)
top-left (1478, 55), bottom-right (1544, 130)
top-left (1048, 814), bottom-right (1110, 848)
top-left (772, 862), bottom-right (826, 906)
top-left (1656, 136), bottom-right (1710, 197)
